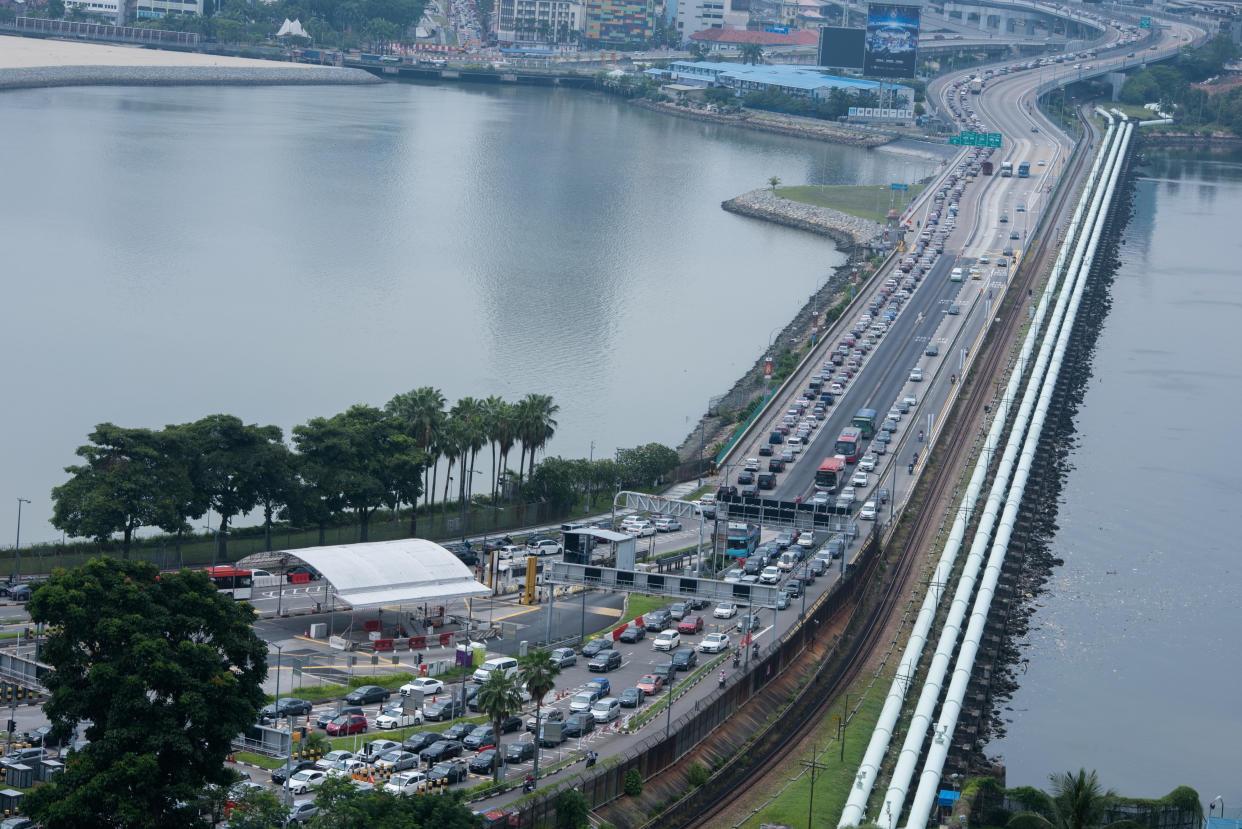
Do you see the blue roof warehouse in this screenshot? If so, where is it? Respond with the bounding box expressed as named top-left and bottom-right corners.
top-left (645, 61), bottom-right (914, 106)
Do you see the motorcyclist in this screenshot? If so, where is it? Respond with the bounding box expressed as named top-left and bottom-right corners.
top-left (718, 670), bottom-right (726, 688)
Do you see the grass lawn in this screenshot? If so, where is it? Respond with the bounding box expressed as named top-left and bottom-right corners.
top-left (742, 664), bottom-right (895, 828)
top-left (624, 594), bottom-right (672, 624)
top-left (776, 183), bottom-right (927, 223)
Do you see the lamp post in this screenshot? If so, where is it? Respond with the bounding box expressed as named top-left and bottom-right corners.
top-left (13, 498), bottom-right (30, 585)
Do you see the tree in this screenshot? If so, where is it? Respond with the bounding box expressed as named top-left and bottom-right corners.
top-left (768, 175), bottom-right (781, 191)
top-left (1009, 769), bottom-right (1128, 829)
top-left (226, 785), bottom-right (287, 828)
top-left (554, 787), bottom-right (590, 828)
top-left (185, 415), bottom-right (282, 559)
top-left (385, 386), bottom-right (446, 515)
top-left (517, 648), bottom-right (560, 784)
top-left (740, 42), bottom-right (764, 65)
top-left (51, 423), bottom-right (183, 557)
top-left (516, 393), bottom-right (559, 482)
top-left (306, 776), bottom-right (478, 828)
top-left (24, 559), bottom-right (268, 828)
top-left (476, 671), bottom-right (524, 783)
top-left (688, 41), bottom-right (708, 61)
top-left (45, 0), bottom-right (65, 18)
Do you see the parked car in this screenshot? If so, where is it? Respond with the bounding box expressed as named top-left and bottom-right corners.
top-left (423, 697), bottom-right (466, 721)
top-left (326, 713), bottom-right (369, 736)
top-left (469, 749), bottom-right (501, 775)
top-left (677, 615), bottom-right (704, 634)
top-left (383, 769), bottom-right (428, 796)
top-left (589, 650), bottom-right (623, 672)
top-left (259, 697), bottom-right (312, 722)
top-left (619, 687), bottom-right (646, 708)
top-left (636, 674), bottom-right (665, 695)
top-left (270, 758), bottom-right (317, 786)
top-left (400, 678), bottom-right (444, 697)
top-left (653, 629), bottom-right (681, 651)
top-left (713, 602), bottom-right (737, 619)
top-left (618, 624), bottom-right (646, 643)
top-left (402, 732), bottom-right (442, 755)
top-left (671, 648), bottom-right (698, 672)
top-left (700, 632), bottom-right (730, 653)
top-left (375, 705), bottom-right (423, 730)
top-left (287, 768), bottom-right (327, 795)
top-left (527, 709), bottom-right (564, 733)
top-left (372, 749), bottom-right (418, 773)
top-left (345, 685), bottom-right (391, 706)
top-left (285, 800), bottom-right (318, 824)
top-left (426, 759), bottom-right (470, 785)
top-left (316, 706), bottom-right (364, 730)
top-left (506, 740), bottom-right (536, 763)
top-left (550, 647), bottom-right (578, 668)
top-left (418, 740), bottom-right (463, 765)
top-left (315, 750), bottom-right (355, 771)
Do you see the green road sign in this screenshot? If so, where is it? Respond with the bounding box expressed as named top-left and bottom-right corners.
top-left (1140, 16), bottom-right (1151, 28)
top-left (950, 135), bottom-right (962, 145)
top-left (987, 132), bottom-right (1002, 147)
top-left (891, 183), bottom-right (909, 191)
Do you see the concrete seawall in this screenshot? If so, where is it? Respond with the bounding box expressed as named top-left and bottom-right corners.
top-left (629, 98), bottom-right (893, 148)
top-left (721, 188), bottom-right (882, 249)
top-left (0, 64), bottom-right (380, 91)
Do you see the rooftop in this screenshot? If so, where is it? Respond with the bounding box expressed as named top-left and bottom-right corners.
top-left (669, 61), bottom-right (913, 93)
top-left (689, 27), bottom-right (819, 46)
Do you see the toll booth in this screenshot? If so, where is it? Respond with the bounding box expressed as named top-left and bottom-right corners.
top-left (562, 528), bottom-right (633, 567)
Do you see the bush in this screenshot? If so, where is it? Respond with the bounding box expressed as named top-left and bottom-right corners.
top-left (625, 767), bottom-right (644, 796)
top-left (688, 762), bottom-right (709, 787)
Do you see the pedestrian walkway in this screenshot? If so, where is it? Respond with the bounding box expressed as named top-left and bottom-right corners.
top-left (659, 481), bottom-right (702, 501)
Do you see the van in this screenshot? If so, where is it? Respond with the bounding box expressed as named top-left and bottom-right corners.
top-left (472, 656), bottom-right (518, 683)
top-left (757, 472), bottom-right (775, 490)
top-left (950, 267), bottom-right (964, 282)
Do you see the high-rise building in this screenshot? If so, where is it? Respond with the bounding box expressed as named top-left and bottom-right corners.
top-left (584, 0), bottom-right (655, 46)
top-left (496, 0), bottom-right (584, 47)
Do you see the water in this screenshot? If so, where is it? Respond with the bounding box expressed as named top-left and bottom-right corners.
top-left (0, 81), bottom-right (930, 545)
top-left (991, 149), bottom-right (1242, 808)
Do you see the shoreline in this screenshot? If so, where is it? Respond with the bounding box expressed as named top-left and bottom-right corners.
top-left (629, 97), bottom-right (895, 149)
top-left (0, 64), bottom-right (380, 91)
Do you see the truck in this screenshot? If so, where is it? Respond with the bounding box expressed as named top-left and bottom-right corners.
top-left (1018, 161), bottom-right (1031, 178)
top-left (969, 77), bottom-right (983, 94)
top-left (981, 160), bottom-right (994, 176)
top-left (1000, 161), bottom-right (1014, 177)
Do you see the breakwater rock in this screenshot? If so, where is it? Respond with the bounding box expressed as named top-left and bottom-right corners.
top-left (629, 98), bottom-right (893, 148)
top-left (0, 64), bottom-right (380, 91)
top-left (721, 188), bottom-right (882, 249)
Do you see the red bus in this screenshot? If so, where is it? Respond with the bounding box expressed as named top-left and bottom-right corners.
top-left (834, 427), bottom-right (863, 464)
top-left (203, 566), bottom-right (253, 600)
top-left (815, 456), bottom-right (845, 492)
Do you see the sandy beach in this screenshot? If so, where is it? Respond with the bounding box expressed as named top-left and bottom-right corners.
top-left (0, 34), bottom-right (316, 70)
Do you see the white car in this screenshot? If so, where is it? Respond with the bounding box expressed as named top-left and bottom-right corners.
top-left (700, 633), bottom-right (730, 653)
top-left (777, 552), bottom-right (798, 572)
top-left (841, 486), bottom-right (856, 502)
top-left (654, 517), bottom-right (682, 532)
top-left (400, 678), bottom-right (444, 697)
top-left (786, 437), bottom-right (803, 453)
top-left (759, 566), bottom-right (781, 584)
top-left (375, 705), bottom-right (424, 729)
top-left (858, 454), bottom-right (877, 472)
top-left (909, 367), bottom-right (923, 382)
top-left (743, 458), bottom-right (760, 471)
top-left (315, 750), bottom-right (355, 771)
top-left (569, 692), bottom-right (596, 713)
top-left (626, 522), bottom-right (656, 537)
top-left (527, 539), bottom-right (562, 556)
top-left (652, 629), bottom-right (681, 651)
top-left (384, 770), bottom-right (428, 796)
top-left (325, 758), bottom-right (368, 780)
top-left (852, 471), bottom-right (869, 488)
top-left (903, 393), bottom-right (918, 408)
top-left (713, 602), bottom-right (738, 619)
top-left (723, 568), bottom-right (743, 583)
top-left (797, 534), bottom-right (815, 549)
top-left (496, 544), bottom-right (524, 560)
top-left (860, 501), bottom-right (878, 521)
top-left (288, 769), bottom-right (327, 795)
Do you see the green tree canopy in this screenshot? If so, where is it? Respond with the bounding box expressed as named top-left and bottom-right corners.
top-left (306, 776), bottom-right (478, 828)
top-left (476, 670), bottom-right (525, 782)
top-left (24, 558), bottom-right (268, 829)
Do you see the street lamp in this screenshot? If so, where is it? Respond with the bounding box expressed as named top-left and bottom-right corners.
top-left (12, 498), bottom-right (30, 585)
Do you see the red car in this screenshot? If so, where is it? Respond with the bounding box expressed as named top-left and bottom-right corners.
top-left (636, 674), bottom-right (665, 695)
top-left (326, 713), bottom-right (368, 736)
top-left (678, 616), bottom-right (704, 634)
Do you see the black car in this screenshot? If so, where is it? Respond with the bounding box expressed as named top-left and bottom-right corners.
top-left (426, 760), bottom-right (469, 785)
top-left (670, 648), bottom-right (698, 672)
top-left (402, 731), bottom-right (442, 754)
top-left (424, 697), bottom-right (466, 721)
top-left (345, 685), bottom-right (391, 705)
top-left (738, 614), bottom-right (762, 633)
top-left (588, 650), bottom-right (622, 672)
top-left (442, 721), bottom-right (476, 741)
top-left (316, 706), bottom-right (363, 730)
top-left (418, 740), bottom-right (463, 764)
top-left (740, 485), bottom-right (759, 501)
top-left (259, 697), bottom-right (312, 722)
top-left (581, 638), bottom-right (613, 658)
top-left (768, 458), bottom-right (785, 472)
top-left (782, 580), bottom-right (802, 599)
top-left (618, 624), bottom-right (645, 643)
top-left (645, 609), bottom-right (672, 631)
top-left (650, 663), bottom-right (675, 682)
top-left (562, 713), bottom-right (595, 738)
top-left (527, 708), bottom-right (564, 733)
top-left (758, 444), bottom-right (773, 457)
top-left (469, 750), bottom-right (500, 775)
top-left (506, 740), bottom-right (535, 763)
top-left (462, 719), bottom-right (521, 750)
top-left (619, 687), bottom-right (645, 708)
top-left (736, 470), bottom-right (755, 485)
top-left (270, 758), bottom-right (316, 785)
top-left (825, 538), bottom-right (846, 559)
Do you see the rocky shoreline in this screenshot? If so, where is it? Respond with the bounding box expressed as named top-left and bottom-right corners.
top-left (1138, 131), bottom-right (1242, 148)
top-left (721, 188), bottom-right (882, 249)
top-left (629, 98), bottom-right (894, 148)
top-left (0, 64), bottom-right (379, 91)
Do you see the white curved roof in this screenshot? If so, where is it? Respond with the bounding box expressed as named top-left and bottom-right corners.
top-left (280, 539), bottom-right (490, 609)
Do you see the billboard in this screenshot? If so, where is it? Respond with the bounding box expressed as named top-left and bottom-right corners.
top-left (864, 3), bottom-right (920, 79)
top-left (817, 27), bottom-right (865, 71)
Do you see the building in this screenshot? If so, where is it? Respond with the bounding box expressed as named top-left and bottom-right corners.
top-left (651, 60), bottom-right (914, 106)
top-left (686, 25), bottom-right (819, 50)
top-left (674, 0), bottom-right (749, 42)
top-left (584, 0), bottom-right (655, 46)
top-left (496, 0), bottom-right (584, 47)
top-left (63, 0), bottom-right (123, 22)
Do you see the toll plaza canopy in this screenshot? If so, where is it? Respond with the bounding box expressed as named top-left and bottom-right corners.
top-left (278, 539), bottom-right (490, 610)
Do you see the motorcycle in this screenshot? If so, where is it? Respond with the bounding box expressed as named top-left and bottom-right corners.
top-left (523, 777), bottom-right (536, 793)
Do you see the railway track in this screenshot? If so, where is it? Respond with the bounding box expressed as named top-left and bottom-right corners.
top-left (686, 107), bottom-right (1100, 829)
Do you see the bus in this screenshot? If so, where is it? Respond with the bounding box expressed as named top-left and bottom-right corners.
top-left (815, 456), bottom-right (846, 492)
top-left (852, 408), bottom-right (878, 438)
top-left (203, 566), bottom-right (253, 600)
top-left (1018, 161), bottom-right (1030, 178)
top-left (1000, 161), bottom-right (1014, 177)
top-left (726, 522), bottom-right (760, 559)
top-left (834, 427), bottom-right (863, 463)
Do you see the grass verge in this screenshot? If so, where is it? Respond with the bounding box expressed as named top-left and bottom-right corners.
top-left (776, 183), bottom-right (927, 223)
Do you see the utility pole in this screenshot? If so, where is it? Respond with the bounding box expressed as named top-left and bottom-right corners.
top-left (801, 746), bottom-right (831, 829)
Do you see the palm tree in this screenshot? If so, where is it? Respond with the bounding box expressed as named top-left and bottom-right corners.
top-left (385, 386), bottom-right (446, 530)
top-left (689, 41), bottom-right (708, 61)
top-left (476, 671), bottom-right (525, 784)
top-left (480, 396), bottom-right (508, 501)
top-left (740, 42), bottom-right (764, 65)
top-left (1012, 769), bottom-right (1126, 829)
top-left (450, 397), bottom-right (488, 506)
top-left (518, 648), bottom-right (560, 785)
top-left (520, 393), bottom-right (559, 482)
top-left (439, 420), bottom-right (465, 519)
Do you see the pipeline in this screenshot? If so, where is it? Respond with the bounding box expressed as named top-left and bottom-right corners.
top-left (903, 120), bottom-right (1135, 829)
top-left (836, 114), bottom-right (1121, 829)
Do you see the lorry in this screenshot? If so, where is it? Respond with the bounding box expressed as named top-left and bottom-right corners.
top-left (981, 160), bottom-right (994, 176)
top-left (969, 77), bottom-right (983, 94)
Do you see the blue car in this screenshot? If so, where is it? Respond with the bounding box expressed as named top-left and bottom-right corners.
top-left (585, 677), bottom-right (610, 698)
top-left (769, 431), bottom-right (784, 444)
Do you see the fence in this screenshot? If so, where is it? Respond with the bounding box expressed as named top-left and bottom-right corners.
top-left (508, 527), bottom-right (884, 828)
top-left (5, 16), bottom-right (200, 45)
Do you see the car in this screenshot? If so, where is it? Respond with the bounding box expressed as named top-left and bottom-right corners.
top-left (569, 691), bottom-right (598, 714)
top-left (496, 544), bottom-right (525, 560)
top-left (742, 457), bottom-right (760, 471)
top-left (400, 678), bottom-right (444, 697)
top-left (700, 632), bottom-right (730, 653)
top-left (581, 637), bottom-right (613, 657)
top-left (375, 705), bottom-right (423, 730)
top-left (782, 581), bottom-right (802, 599)
top-left (713, 602), bottom-right (737, 619)
top-left (373, 749), bottom-right (419, 773)
top-left (526, 538), bottom-right (562, 556)
top-left (285, 800), bottom-right (319, 824)
top-left (669, 601), bottom-right (689, 621)
top-left (402, 731), bottom-right (442, 754)
top-left (589, 650), bottom-right (623, 672)
top-left (591, 697), bottom-right (622, 723)
top-left (903, 393), bottom-right (918, 408)
top-left (626, 521), bottom-right (656, 537)
top-left (999, 213), bottom-right (1009, 223)
top-left (426, 760), bottom-right (470, 785)
top-left (909, 367), bottom-right (923, 382)
top-left (619, 687), bottom-right (646, 708)
top-left (384, 769), bottom-right (429, 796)
top-left (677, 615), bottom-right (704, 634)
top-left (825, 537), bottom-right (846, 559)
top-left (797, 533), bottom-right (815, 549)
top-left (768, 430), bottom-right (784, 444)
top-left (852, 471), bottom-right (869, 488)
top-left (562, 712), bottom-right (596, 738)
top-left (1038, 159), bottom-right (1046, 166)
top-left (526, 708), bottom-right (564, 733)
top-left (650, 663), bottom-right (676, 684)
top-left (860, 501), bottom-right (878, 521)
top-left (644, 609), bottom-right (672, 631)
top-left (948, 304), bottom-right (961, 316)
top-left (326, 713), bottom-right (368, 736)
top-left (738, 614), bottom-right (761, 633)
top-left (418, 740), bottom-right (463, 764)
top-left (270, 758), bottom-right (317, 786)
top-left (1031, 125), bottom-right (1039, 132)
top-left (422, 697), bottom-right (466, 721)
top-left (286, 565), bottom-right (321, 582)
top-left (505, 740), bottom-right (536, 763)
top-left (346, 685), bottom-right (391, 706)
top-left (759, 566), bottom-right (780, 584)
top-left (736, 471), bottom-right (755, 486)
top-left (550, 647), bottom-right (578, 668)
top-left (636, 674), bottom-right (665, 695)
top-left (316, 749), bottom-right (356, 771)
top-left (653, 629), bottom-right (681, 651)
top-left (618, 624), bottom-right (646, 643)
top-left (925, 342), bottom-right (939, 357)
top-left (260, 697), bottom-right (313, 722)
top-left (654, 517), bottom-right (682, 532)
top-left (288, 768), bottom-right (327, 795)
top-left (585, 677), bottom-right (610, 698)
top-left (859, 453), bottom-right (877, 472)
top-left (463, 723), bottom-right (511, 751)
top-left (775, 593), bottom-right (790, 610)
top-left (780, 449), bottom-right (796, 463)
top-left (469, 749), bottom-right (500, 775)
top-left (670, 648), bottom-right (698, 672)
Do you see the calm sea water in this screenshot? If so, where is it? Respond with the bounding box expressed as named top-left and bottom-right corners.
top-left (0, 81), bottom-right (931, 544)
top-left (991, 149), bottom-right (1242, 808)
